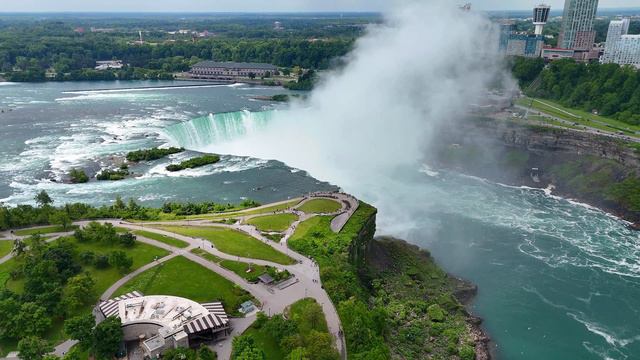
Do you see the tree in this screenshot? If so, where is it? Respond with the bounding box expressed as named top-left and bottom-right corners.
top-left (197, 345), bottom-right (217, 360)
top-left (34, 190), bottom-right (53, 208)
top-left (16, 302), bottom-right (52, 337)
top-left (64, 314), bottom-right (95, 351)
top-left (0, 295), bottom-right (21, 338)
top-left (49, 211), bottom-right (72, 231)
top-left (18, 336), bottom-right (53, 360)
top-left (68, 169), bottom-right (89, 184)
top-left (108, 251), bottom-right (133, 273)
top-left (63, 273), bottom-right (96, 312)
top-left (92, 317), bottom-right (123, 360)
top-left (248, 72), bottom-right (256, 79)
top-left (232, 335), bottom-right (265, 360)
top-left (118, 232), bottom-right (136, 247)
top-left (12, 238), bottom-right (27, 256)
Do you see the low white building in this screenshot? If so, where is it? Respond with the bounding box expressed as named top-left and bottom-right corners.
top-left (95, 60), bottom-right (124, 71)
top-left (97, 292), bottom-right (230, 359)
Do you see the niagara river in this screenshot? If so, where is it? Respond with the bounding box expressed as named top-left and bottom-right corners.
top-left (1, 81), bottom-right (639, 359)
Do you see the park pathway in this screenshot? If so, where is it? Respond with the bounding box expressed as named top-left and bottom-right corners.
top-left (5, 193), bottom-right (356, 360)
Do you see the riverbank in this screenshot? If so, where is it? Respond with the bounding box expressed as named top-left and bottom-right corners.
top-left (364, 236), bottom-right (492, 360)
top-left (430, 116), bottom-right (640, 229)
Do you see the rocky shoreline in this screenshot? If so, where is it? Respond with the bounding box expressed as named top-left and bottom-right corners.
top-left (366, 236), bottom-right (494, 360)
top-left (430, 116), bottom-right (640, 230)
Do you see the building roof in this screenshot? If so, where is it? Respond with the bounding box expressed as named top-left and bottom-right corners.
top-left (192, 61), bottom-right (277, 70)
top-left (258, 273), bottom-right (275, 284)
top-left (99, 293), bottom-right (229, 337)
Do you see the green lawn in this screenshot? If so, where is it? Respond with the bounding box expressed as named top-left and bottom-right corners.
top-left (133, 230), bottom-right (190, 248)
top-left (242, 326), bottom-right (286, 360)
top-left (191, 249), bottom-right (270, 282)
top-left (114, 256), bottom-right (254, 315)
top-left (14, 225), bottom-right (78, 236)
top-left (239, 298), bottom-right (329, 360)
top-left (158, 226), bottom-right (295, 265)
top-left (246, 213), bottom-right (298, 232)
top-left (518, 97), bottom-right (640, 137)
top-left (0, 241), bottom-right (13, 258)
top-left (183, 199), bottom-right (302, 220)
top-left (287, 298), bottom-right (329, 333)
top-left (297, 199), bottom-right (342, 214)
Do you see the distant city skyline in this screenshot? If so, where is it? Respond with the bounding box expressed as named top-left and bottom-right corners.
top-left (0, 0), bottom-right (639, 13)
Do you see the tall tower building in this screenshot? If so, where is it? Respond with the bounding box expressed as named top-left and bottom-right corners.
top-left (533, 4), bottom-right (551, 35)
top-left (602, 18), bottom-right (640, 68)
top-left (602, 18), bottom-right (630, 63)
top-left (558, 0), bottom-right (599, 50)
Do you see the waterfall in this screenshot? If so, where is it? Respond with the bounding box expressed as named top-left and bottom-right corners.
top-left (164, 110), bottom-right (274, 151)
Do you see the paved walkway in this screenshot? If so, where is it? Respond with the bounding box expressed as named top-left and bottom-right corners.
top-left (4, 193), bottom-right (357, 360)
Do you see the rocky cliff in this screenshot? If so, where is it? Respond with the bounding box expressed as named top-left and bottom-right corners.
top-left (430, 117), bottom-right (640, 226)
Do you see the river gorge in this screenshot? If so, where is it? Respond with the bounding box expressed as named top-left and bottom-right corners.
top-left (1, 81), bottom-right (639, 359)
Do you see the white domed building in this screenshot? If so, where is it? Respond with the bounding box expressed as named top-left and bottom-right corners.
top-left (97, 292), bottom-right (230, 359)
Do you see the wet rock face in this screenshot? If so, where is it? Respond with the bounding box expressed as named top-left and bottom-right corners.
top-left (428, 117), bottom-right (640, 225)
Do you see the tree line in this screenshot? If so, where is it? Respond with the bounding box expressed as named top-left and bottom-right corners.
top-left (0, 34), bottom-right (353, 82)
top-left (512, 57), bottom-right (640, 126)
top-left (0, 190), bottom-right (259, 230)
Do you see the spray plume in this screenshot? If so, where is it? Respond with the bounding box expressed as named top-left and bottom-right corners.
top-left (199, 0), bottom-right (508, 235)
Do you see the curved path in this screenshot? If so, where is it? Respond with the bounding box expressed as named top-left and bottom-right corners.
top-left (7, 193), bottom-right (357, 360)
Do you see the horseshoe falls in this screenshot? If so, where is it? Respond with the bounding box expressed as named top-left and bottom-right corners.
top-left (163, 110), bottom-right (274, 150)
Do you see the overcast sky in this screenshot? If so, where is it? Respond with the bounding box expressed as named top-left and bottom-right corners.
top-left (1, 0), bottom-right (638, 12)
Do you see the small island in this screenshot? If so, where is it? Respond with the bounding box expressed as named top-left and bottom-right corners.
top-left (126, 147), bottom-right (185, 162)
top-left (166, 154), bottom-right (221, 172)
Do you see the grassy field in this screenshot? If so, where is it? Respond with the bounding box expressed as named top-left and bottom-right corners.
top-left (191, 249), bottom-right (270, 282)
top-left (242, 326), bottom-right (286, 360)
top-left (133, 229), bottom-right (190, 248)
top-left (239, 298), bottom-right (329, 360)
top-left (246, 213), bottom-right (298, 232)
top-left (517, 97), bottom-right (640, 137)
top-left (182, 199), bottom-right (302, 220)
top-left (14, 225), bottom-right (78, 236)
top-left (0, 241), bottom-right (13, 258)
top-left (114, 256), bottom-right (254, 314)
top-left (158, 226), bottom-right (295, 265)
top-left (297, 198), bottom-right (342, 214)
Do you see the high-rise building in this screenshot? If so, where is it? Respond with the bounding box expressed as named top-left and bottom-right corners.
top-left (533, 4), bottom-right (551, 35)
top-left (602, 18), bottom-right (640, 68)
top-left (558, 0), bottom-right (599, 50)
top-left (602, 19), bottom-right (630, 63)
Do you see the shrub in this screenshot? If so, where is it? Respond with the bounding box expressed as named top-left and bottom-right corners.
top-left (68, 169), bottom-right (89, 184)
top-left (166, 154), bottom-right (220, 172)
top-left (427, 304), bottom-right (445, 322)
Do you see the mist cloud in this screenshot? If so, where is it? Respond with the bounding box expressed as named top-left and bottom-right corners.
top-left (200, 0), bottom-right (509, 235)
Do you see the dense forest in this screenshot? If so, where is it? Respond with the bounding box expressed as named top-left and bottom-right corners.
top-left (0, 14), bottom-right (370, 82)
top-left (512, 57), bottom-right (640, 126)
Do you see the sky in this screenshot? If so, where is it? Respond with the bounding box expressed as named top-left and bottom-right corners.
top-left (1, 0), bottom-right (639, 13)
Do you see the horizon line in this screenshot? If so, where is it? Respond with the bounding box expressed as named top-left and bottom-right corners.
top-left (0, 7), bottom-right (639, 14)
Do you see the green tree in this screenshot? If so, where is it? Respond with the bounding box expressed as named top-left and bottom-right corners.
top-left (16, 302), bottom-right (52, 337)
top-left (197, 345), bottom-right (217, 360)
top-left (64, 314), bottom-right (95, 351)
top-left (64, 273), bottom-right (96, 312)
top-left (17, 336), bottom-right (53, 360)
top-left (108, 251), bottom-right (133, 273)
top-left (92, 317), bottom-right (123, 360)
top-left (232, 335), bottom-right (265, 360)
top-left (34, 190), bottom-right (53, 208)
top-left (49, 211), bottom-right (72, 231)
top-left (12, 238), bottom-right (27, 256)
